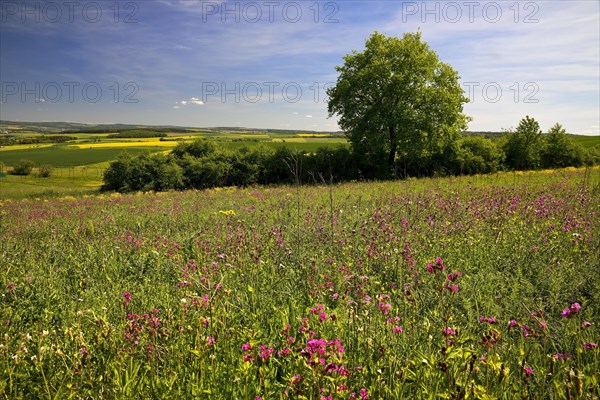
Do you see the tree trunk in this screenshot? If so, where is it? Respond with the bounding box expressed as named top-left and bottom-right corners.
top-left (388, 124), bottom-right (397, 172)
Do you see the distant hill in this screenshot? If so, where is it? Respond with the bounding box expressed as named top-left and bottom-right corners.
top-left (0, 120), bottom-right (343, 136)
top-left (1, 120), bottom-right (597, 148)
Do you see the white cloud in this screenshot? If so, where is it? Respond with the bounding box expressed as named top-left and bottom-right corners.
top-left (176, 98), bottom-right (205, 107)
top-left (305, 115), bottom-right (313, 118)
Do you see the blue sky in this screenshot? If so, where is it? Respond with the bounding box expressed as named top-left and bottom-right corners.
top-left (1, 0), bottom-right (599, 135)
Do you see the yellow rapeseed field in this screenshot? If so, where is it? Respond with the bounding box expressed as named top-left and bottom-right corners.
top-left (68, 142), bottom-right (177, 149)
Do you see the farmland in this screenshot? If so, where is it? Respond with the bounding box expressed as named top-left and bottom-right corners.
top-left (0, 130), bottom-right (347, 168)
top-left (0, 128), bottom-right (347, 199)
top-left (1, 167), bottom-right (599, 398)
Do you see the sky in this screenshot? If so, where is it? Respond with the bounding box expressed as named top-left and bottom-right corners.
top-left (1, 0), bottom-right (599, 135)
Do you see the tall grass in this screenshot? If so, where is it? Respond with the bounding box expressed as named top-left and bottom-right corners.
top-left (0, 167), bottom-right (598, 399)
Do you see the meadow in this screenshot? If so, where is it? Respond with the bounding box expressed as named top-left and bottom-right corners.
top-left (1, 167), bottom-right (598, 399)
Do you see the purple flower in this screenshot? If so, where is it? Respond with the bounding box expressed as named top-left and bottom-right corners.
top-left (561, 308), bottom-right (571, 318)
top-left (583, 342), bottom-right (598, 350)
top-left (508, 319), bottom-right (518, 328)
top-left (554, 353), bottom-right (571, 359)
top-left (570, 303), bottom-right (581, 313)
top-left (426, 262), bottom-right (434, 274)
top-left (442, 327), bottom-right (455, 336)
top-left (122, 291), bottom-right (132, 307)
top-left (359, 388), bottom-right (369, 399)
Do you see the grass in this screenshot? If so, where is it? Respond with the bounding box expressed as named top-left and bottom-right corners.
top-left (0, 167), bottom-right (104, 200)
top-left (0, 167), bottom-right (598, 399)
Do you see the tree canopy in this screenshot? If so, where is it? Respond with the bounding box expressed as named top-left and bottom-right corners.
top-left (327, 31), bottom-right (469, 177)
top-left (503, 115), bottom-right (542, 170)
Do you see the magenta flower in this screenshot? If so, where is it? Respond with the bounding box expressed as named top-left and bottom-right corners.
top-left (479, 316), bottom-right (497, 324)
top-left (278, 348), bottom-right (291, 357)
top-left (583, 342), bottom-right (598, 350)
top-left (426, 262), bottom-right (434, 274)
top-left (445, 284), bottom-right (459, 292)
top-left (508, 319), bottom-right (518, 328)
top-left (525, 367), bottom-right (533, 376)
top-left (359, 388), bottom-right (369, 399)
top-left (583, 321), bottom-right (592, 328)
top-left (447, 271), bottom-right (461, 282)
top-left (259, 345), bottom-right (274, 362)
top-left (393, 326), bottom-right (403, 333)
top-left (291, 374), bottom-right (302, 385)
top-left (378, 302), bottom-right (391, 315)
top-left (122, 291), bottom-right (132, 307)
top-left (564, 302), bottom-right (581, 318)
top-left (207, 336), bottom-right (215, 346)
top-left (442, 327), bottom-right (455, 336)
top-left (242, 342), bottom-right (252, 352)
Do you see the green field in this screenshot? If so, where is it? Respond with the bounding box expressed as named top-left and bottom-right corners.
top-left (0, 131), bottom-right (347, 168)
top-left (572, 135), bottom-right (600, 148)
top-left (0, 145), bottom-right (167, 167)
top-left (1, 168), bottom-right (598, 398)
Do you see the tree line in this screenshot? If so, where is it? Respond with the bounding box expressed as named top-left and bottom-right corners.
top-left (102, 122), bottom-right (599, 193)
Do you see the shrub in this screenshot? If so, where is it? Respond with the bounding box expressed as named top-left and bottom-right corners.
top-left (38, 164), bottom-right (53, 178)
top-left (103, 153), bottom-right (183, 192)
top-left (10, 159), bottom-right (35, 176)
top-left (448, 136), bottom-right (505, 175)
top-left (171, 139), bottom-right (216, 159)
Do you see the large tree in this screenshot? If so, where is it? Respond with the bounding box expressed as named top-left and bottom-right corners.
top-left (327, 31), bottom-right (469, 176)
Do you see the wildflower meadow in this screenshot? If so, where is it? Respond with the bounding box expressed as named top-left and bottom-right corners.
top-left (1, 167), bottom-right (599, 399)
